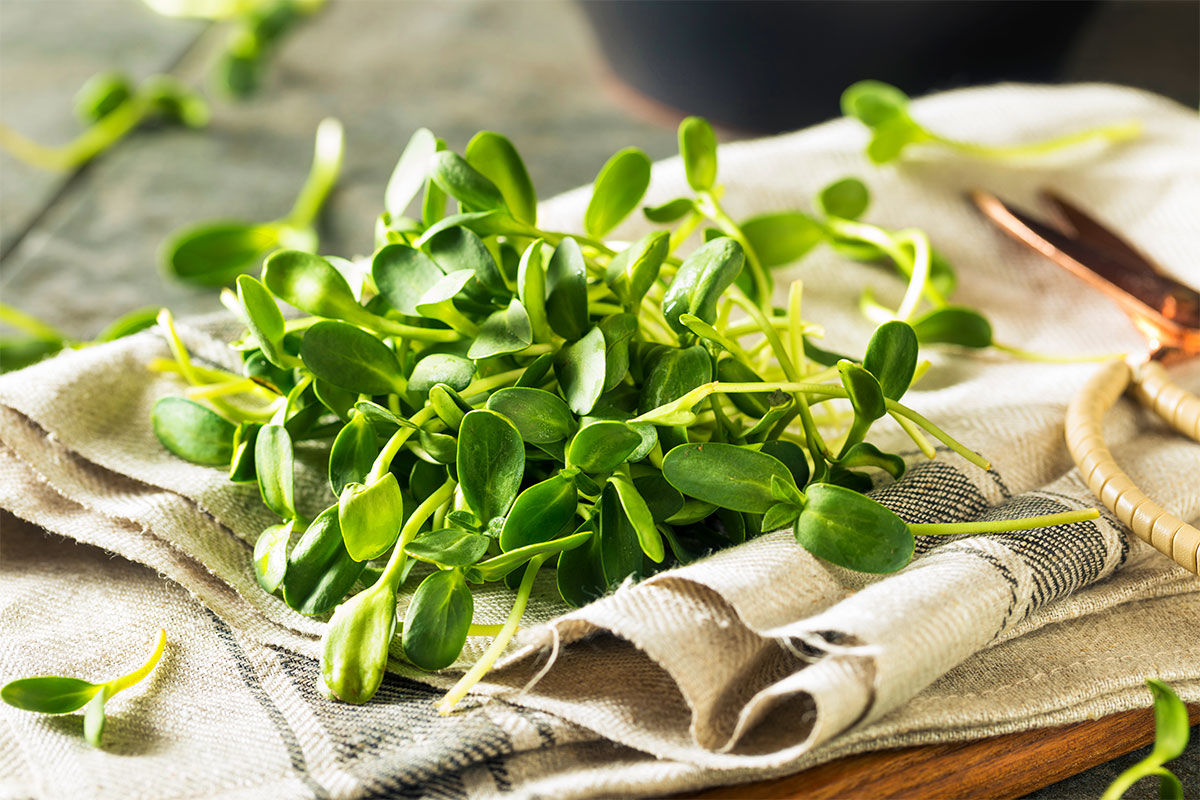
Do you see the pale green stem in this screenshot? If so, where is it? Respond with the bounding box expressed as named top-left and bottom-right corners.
top-left (108, 629), bottom-right (167, 692)
top-left (929, 120), bottom-right (1141, 159)
top-left (895, 229), bottom-right (931, 321)
top-left (0, 304), bottom-right (71, 342)
top-left (186, 378), bottom-right (270, 401)
top-left (698, 191), bottom-right (771, 307)
top-left (285, 118), bottom-right (344, 229)
top-left (668, 211), bottom-right (703, 255)
top-left (728, 289), bottom-right (828, 458)
top-left (786, 280), bottom-right (806, 369)
top-left (369, 316), bottom-right (462, 342)
top-left (910, 508), bottom-right (1099, 536)
top-left (0, 96), bottom-right (149, 171)
top-left (379, 478), bottom-right (456, 589)
top-left (539, 230), bottom-right (616, 257)
top-left (991, 342), bottom-right (1129, 364)
top-left (889, 410), bottom-right (937, 458)
top-left (437, 553), bottom-right (549, 714)
top-left (825, 218), bottom-right (947, 307)
top-left (467, 624), bottom-right (505, 637)
top-left (368, 406), bottom-right (436, 483)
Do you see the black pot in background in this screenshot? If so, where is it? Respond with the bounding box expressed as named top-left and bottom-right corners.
top-left (580, 1), bottom-right (1100, 134)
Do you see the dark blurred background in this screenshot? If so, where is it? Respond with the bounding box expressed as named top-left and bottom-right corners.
top-left (583, 0), bottom-right (1199, 133)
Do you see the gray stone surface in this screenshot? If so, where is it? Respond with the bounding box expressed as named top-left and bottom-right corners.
top-left (0, 0), bottom-right (203, 250)
top-left (0, 0), bottom-right (678, 339)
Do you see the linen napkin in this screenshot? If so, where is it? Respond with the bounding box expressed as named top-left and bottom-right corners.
top-left (2, 83), bottom-right (1198, 799)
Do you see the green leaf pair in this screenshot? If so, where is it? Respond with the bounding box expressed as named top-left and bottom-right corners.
top-left (1, 629), bottom-right (167, 747)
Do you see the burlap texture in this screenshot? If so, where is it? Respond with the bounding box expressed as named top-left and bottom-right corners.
top-left (2, 83), bottom-right (1198, 799)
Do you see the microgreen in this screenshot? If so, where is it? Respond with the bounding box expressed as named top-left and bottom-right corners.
top-left (842, 80), bottom-right (1141, 165)
top-left (1101, 679), bottom-right (1191, 800)
top-left (1, 629), bottom-right (166, 747)
top-left (164, 118), bottom-right (343, 286)
top-left (138, 113), bottom-right (1107, 718)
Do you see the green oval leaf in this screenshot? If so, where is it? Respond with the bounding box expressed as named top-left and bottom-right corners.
top-left (554, 326), bottom-right (607, 415)
top-left (716, 356), bottom-right (772, 417)
top-left (643, 197), bottom-right (695, 224)
top-left (911, 306), bottom-right (993, 349)
top-left (427, 226), bottom-right (507, 296)
top-left (338, 474), bottom-right (405, 562)
top-left (401, 570), bottom-right (473, 671)
top-left (486, 387), bottom-right (576, 444)
top-left (236, 275), bottom-right (288, 368)
top-left (862, 320), bottom-right (919, 400)
top-left (837, 360), bottom-right (886, 422)
top-left (662, 237), bottom-right (744, 334)
top-left (678, 116), bottom-right (717, 191)
top-left (759, 439), bottom-right (811, 488)
top-left (598, 482), bottom-right (640, 586)
top-left (499, 474), bottom-right (577, 552)
top-left (164, 222), bottom-right (278, 287)
top-left (405, 529), bottom-right (490, 567)
top-left (254, 424), bottom-right (295, 519)
top-left (385, 127), bottom-right (438, 218)
top-left (281, 506), bottom-right (366, 615)
top-left (457, 410), bottom-right (524, 523)
top-left (329, 414), bottom-right (378, 496)
top-left (556, 529), bottom-right (605, 608)
top-left (566, 421), bottom-right (642, 474)
top-left (817, 177), bottom-right (870, 220)
top-left (372, 244), bottom-right (446, 317)
top-left (262, 250), bottom-right (363, 322)
top-left (662, 442), bottom-right (796, 514)
top-left (841, 80), bottom-right (911, 127)
top-left (467, 299), bottom-right (532, 360)
top-left (837, 442), bottom-right (906, 479)
top-left (792, 483), bottom-right (913, 573)
top-left (151, 397), bottom-right (236, 466)
top-left (740, 212), bottom-right (826, 269)
top-left (430, 150), bottom-right (507, 213)
top-left (545, 238), bottom-right (589, 341)
top-left (1146, 678), bottom-right (1190, 762)
top-left (1, 676), bottom-right (100, 714)
top-left (254, 519), bottom-right (294, 593)
top-left (409, 353), bottom-right (475, 397)
top-left (584, 147), bottom-right (651, 240)
top-left (83, 687), bottom-right (110, 747)
top-left (300, 320), bottom-right (404, 395)
top-left (639, 345), bottom-right (711, 415)
top-left (465, 131), bottom-right (537, 225)
top-left (605, 231), bottom-right (669, 308)
top-left (321, 581), bottom-right (397, 704)
top-left (610, 476), bottom-right (664, 562)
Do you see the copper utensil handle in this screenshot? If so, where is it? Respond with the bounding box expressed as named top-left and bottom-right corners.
top-left (1064, 360), bottom-right (1200, 574)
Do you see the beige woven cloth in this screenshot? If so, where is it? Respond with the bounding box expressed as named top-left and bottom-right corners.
top-left (1, 83), bottom-right (1198, 799)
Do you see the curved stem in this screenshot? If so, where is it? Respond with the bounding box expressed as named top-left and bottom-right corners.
top-left (930, 120), bottom-right (1141, 160)
top-left (0, 304), bottom-right (70, 342)
top-left (286, 118), bottom-right (344, 228)
top-left (698, 192), bottom-right (771, 307)
top-left (910, 508), bottom-right (1099, 536)
top-left (437, 553), bottom-right (549, 714)
top-left (109, 629), bottom-right (167, 692)
top-left (991, 342), bottom-right (1128, 364)
top-left (0, 97), bottom-right (149, 172)
top-left (380, 477), bottom-right (456, 588)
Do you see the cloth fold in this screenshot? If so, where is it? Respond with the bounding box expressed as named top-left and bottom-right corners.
top-left (2, 83), bottom-right (1199, 799)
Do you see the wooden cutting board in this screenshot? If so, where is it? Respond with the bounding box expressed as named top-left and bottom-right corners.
top-left (683, 704), bottom-right (1199, 799)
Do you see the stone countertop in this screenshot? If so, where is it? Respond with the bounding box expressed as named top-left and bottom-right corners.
top-left (0, 2), bottom-right (1193, 798)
